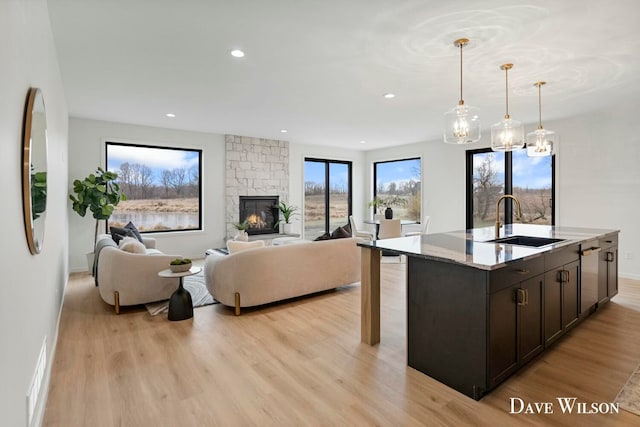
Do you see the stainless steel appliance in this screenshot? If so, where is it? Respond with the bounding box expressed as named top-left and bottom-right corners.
top-left (580, 240), bottom-right (601, 316)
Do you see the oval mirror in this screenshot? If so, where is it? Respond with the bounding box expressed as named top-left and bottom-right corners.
top-left (22, 87), bottom-right (48, 255)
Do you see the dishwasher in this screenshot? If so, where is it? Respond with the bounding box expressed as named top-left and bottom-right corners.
top-left (580, 240), bottom-right (601, 315)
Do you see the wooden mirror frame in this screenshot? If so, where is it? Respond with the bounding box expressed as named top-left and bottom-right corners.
top-left (22, 87), bottom-right (48, 255)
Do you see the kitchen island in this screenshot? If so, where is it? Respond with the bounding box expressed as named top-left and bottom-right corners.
top-left (358, 224), bottom-right (619, 400)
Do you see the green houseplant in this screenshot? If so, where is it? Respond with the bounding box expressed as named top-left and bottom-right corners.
top-left (69, 167), bottom-right (127, 249)
top-left (232, 220), bottom-right (250, 241)
top-left (368, 195), bottom-right (408, 219)
top-left (275, 201), bottom-right (299, 233)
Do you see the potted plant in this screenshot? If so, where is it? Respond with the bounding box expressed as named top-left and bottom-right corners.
top-left (275, 201), bottom-right (299, 234)
top-left (233, 220), bottom-right (249, 241)
top-left (69, 167), bottom-right (126, 269)
top-left (368, 195), bottom-right (408, 219)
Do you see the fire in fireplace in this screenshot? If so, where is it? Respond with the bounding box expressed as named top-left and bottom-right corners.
top-left (239, 196), bottom-right (279, 235)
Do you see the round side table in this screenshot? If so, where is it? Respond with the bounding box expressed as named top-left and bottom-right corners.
top-left (158, 266), bottom-right (202, 321)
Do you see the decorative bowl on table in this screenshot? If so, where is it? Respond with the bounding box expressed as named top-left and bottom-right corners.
top-left (169, 258), bottom-right (192, 273)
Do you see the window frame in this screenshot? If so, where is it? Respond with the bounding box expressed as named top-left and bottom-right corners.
top-left (373, 156), bottom-right (422, 219)
top-left (303, 157), bottom-right (353, 237)
top-left (465, 148), bottom-right (555, 229)
top-left (105, 140), bottom-right (203, 234)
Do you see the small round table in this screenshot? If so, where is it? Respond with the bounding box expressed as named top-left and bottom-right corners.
top-left (158, 266), bottom-right (202, 321)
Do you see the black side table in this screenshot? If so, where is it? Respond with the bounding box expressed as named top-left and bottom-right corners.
top-left (158, 266), bottom-right (201, 321)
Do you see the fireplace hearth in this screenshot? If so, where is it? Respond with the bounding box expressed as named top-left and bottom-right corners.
top-left (239, 196), bottom-right (279, 235)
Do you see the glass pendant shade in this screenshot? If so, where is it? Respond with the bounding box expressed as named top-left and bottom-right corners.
top-left (444, 103), bottom-right (481, 144)
top-left (491, 117), bottom-right (525, 151)
top-left (526, 128), bottom-right (556, 156)
top-left (526, 81), bottom-right (556, 157)
top-left (444, 38), bottom-right (480, 144)
top-left (491, 63), bottom-right (524, 152)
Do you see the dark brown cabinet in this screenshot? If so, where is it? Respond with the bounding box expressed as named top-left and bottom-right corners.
top-left (405, 232), bottom-right (617, 401)
top-left (544, 259), bottom-right (579, 346)
top-left (598, 234), bottom-right (619, 304)
top-left (489, 274), bottom-right (544, 387)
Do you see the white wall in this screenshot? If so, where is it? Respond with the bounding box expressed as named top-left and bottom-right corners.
top-left (364, 106), bottom-right (640, 279)
top-left (68, 118), bottom-right (226, 271)
top-left (289, 142), bottom-right (366, 237)
top-left (0, 1), bottom-right (69, 426)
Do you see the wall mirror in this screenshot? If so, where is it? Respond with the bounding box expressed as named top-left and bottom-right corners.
top-left (22, 87), bottom-right (48, 255)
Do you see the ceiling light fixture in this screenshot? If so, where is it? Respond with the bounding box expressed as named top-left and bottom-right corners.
top-left (383, 93), bottom-right (396, 99)
top-left (526, 81), bottom-right (556, 157)
top-left (359, 140), bottom-right (366, 144)
top-left (491, 63), bottom-right (525, 152)
top-left (280, 129), bottom-right (288, 133)
top-left (444, 38), bottom-right (480, 144)
top-left (230, 49), bottom-right (245, 58)
top-left (166, 113), bottom-right (176, 118)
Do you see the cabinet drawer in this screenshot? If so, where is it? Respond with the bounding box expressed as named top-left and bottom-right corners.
top-left (490, 255), bottom-right (545, 293)
top-left (599, 233), bottom-right (618, 249)
top-left (545, 244), bottom-right (580, 271)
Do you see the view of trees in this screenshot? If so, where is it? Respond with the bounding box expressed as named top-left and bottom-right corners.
top-left (472, 152), bottom-right (552, 227)
top-left (374, 158), bottom-right (421, 221)
top-left (106, 143), bottom-right (201, 231)
top-left (117, 162), bottom-right (199, 200)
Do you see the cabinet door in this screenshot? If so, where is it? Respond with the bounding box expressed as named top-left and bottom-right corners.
top-left (562, 260), bottom-right (580, 330)
top-left (519, 275), bottom-right (544, 364)
top-left (607, 247), bottom-right (618, 298)
top-left (489, 285), bottom-right (518, 386)
top-left (544, 269), bottom-right (562, 345)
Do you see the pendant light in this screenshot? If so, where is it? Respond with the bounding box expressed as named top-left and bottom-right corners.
top-left (444, 38), bottom-right (481, 144)
top-left (526, 81), bottom-right (556, 157)
top-left (491, 63), bottom-right (524, 151)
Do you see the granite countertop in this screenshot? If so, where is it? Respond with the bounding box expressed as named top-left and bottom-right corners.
top-left (357, 224), bottom-right (619, 270)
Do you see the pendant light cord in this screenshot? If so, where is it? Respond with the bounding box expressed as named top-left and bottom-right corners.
top-left (505, 67), bottom-right (509, 118)
top-left (459, 43), bottom-right (463, 104)
top-left (538, 84), bottom-right (543, 129)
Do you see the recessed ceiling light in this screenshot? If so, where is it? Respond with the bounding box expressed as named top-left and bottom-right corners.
top-left (360, 140), bottom-right (366, 144)
top-left (166, 113), bottom-right (176, 118)
top-left (280, 129), bottom-right (288, 133)
top-left (383, 93), bottom-right (396, 99)
top-left (230, 49), bottom-right (245, 58)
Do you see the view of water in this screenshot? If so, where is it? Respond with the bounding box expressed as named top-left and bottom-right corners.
top-left (111, 212), bottom-right (199, 231)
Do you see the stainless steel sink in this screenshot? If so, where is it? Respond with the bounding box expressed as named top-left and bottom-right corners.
top-left (487, 235), bottom-right (565, 247)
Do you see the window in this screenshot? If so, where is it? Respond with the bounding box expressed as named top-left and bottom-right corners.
top-left (466, 148), bottom-right (554, 229)
top-left (373, 157), bottom-right (421, 221)
top-left (105, 141), bottom-right (202, 232)
top-left (304, 158), bottom-right (352, 239)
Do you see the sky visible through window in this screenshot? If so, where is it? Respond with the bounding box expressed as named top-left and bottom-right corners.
top-left (106, 144), bottom-right (199, 184)
top-left (474, 150), bottom-right (552, 189)
top-left (305, 161), bottom-right (349, 190)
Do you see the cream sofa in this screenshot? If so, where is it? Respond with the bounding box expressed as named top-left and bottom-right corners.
top-left (95, 234), bottom-right (182, 313)
top-left (204, 237), bottom-right (361, 314)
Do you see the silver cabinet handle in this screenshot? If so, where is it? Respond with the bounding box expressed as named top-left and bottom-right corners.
top-left (606, 251), bottom-right (615, 262)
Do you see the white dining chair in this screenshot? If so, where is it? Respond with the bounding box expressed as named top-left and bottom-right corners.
top-left (404, 216), bottom-right (431, 237)
top-left (378, 219), bottom-right (402, 240)
top-left (349, 215), bottom-right (374, 240)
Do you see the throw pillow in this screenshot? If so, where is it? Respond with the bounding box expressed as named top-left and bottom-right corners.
top-left (342, 222), bottom-right (352, 236)
top-left (330, 225), bottom-right (351, 239)
top-left (314, 232), bottom-right (331, 241)
top-left (227, 240), bottom-right (265, 254)
top-left (119, 236), bottom-right (146, 254)
top-left (110, 226), bottom-right (135, 244)
top-left (124, 221), bottom-right (144, 243)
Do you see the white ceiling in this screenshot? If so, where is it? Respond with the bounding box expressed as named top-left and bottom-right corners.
top-left (48, 0), bottom-right (640, 150)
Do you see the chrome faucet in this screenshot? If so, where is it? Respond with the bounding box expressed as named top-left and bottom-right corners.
top-left (495, 195), bottom-right (523, 238)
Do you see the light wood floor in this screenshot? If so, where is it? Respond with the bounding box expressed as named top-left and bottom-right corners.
top-left (43, 263), bottom-right (640, 426)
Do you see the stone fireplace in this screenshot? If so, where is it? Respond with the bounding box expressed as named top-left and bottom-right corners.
top-left (225, 135), bottom-right (289, 239)
top-left (239, 196), bottom-right (279, 235)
